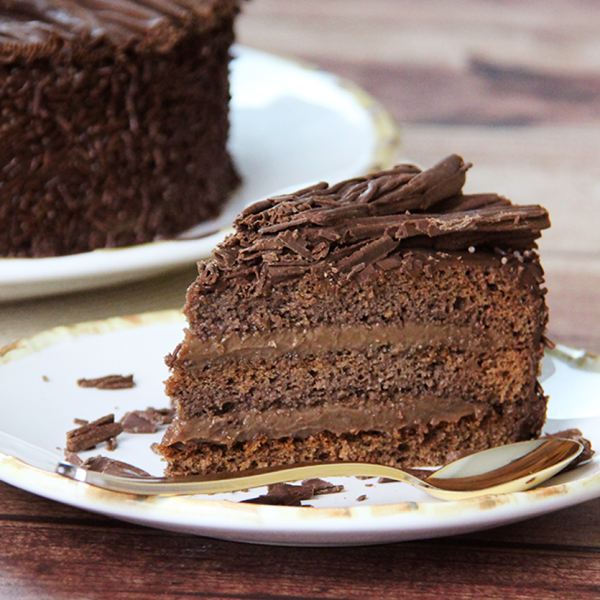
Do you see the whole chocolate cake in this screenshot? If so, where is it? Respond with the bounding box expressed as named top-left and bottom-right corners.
top-left (159, 155), bottom-right (551, 476)
top-left (0, 0), bottom-right (240, 258)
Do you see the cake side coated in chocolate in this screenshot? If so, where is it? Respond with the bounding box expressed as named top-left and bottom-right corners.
top-left (159, 155), bottom-right (551, 476)
top-left (0, 0), bottom-right (241, 257)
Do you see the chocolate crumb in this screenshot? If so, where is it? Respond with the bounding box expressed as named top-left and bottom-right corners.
top-left (66, 414), bottom-right (123, 452)
top-left (42, 375), bottom-right (49, 382)
top-left (77, 375), bottom-right (135, 390)
top-left (73, 418), bottom-right (89, 426)
top-left (356, 494), bottom-right (367, 502)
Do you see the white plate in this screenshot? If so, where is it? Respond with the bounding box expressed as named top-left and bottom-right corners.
top-left (1, 312), bottom-right (600, 546)
top-left (0, 46), bottom-right (400, 302)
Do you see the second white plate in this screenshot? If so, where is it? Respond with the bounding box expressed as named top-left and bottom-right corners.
top-left (0, 46), bottom-right (400, 302)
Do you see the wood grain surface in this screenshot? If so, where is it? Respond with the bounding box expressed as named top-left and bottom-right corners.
top-left (2, 479), bottom-right (600, 600)
top-left (2, 1), bottom-right (600, 598)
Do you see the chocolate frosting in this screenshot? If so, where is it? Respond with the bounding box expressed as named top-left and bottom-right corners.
top-left (199, 154), bottom-right (551, 290)
top-left (0, 0), bottom-right (237, 54)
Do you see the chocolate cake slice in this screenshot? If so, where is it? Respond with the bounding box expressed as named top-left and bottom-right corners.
top-left (159, 155), bottom-right (551, 476)
top-left (0, 0), bottom-right (240, 258)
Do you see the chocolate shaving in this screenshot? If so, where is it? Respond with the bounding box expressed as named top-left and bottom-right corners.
top-left (66, 414), bottom-right (123, 452)
top-left (430, 193), bottom-right (511, 214)
top-left (120, 412), bottom-right (158, 434)
top-left (404, 468), bottom-right (437, 481)
top-left (63, 451), bottom-right (84, 466)
top-left (199, 154), bottom-right (551, 291)
top-left (302, 478), bottom-right (345, 496)
top-left (120, 407), bottom-right (174, 433)
top-left (151, 408), bottom-right (175, 425)
top-left (82, 456), bottom-right (150, 478)
top-left (336, 234), bottom-right (399, 279)
top-left (77, 374), bottom-right (135, 390)
top-left (541, 335), bottom-right (556, 349)
top-left (242, 483), bottom-right (313, 506)
top-left (242, 478), bottom-right (344, 506)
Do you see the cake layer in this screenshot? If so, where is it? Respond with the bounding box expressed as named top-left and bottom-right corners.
top-left (159, 396), bottom-right (548, 476)
top-left (165, 343), bottom-right (541, 442)
top-left (183, 249), bottom-right (546, 343)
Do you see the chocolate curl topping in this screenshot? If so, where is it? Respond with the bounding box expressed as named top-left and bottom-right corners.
top-left (202, 155), bottom-right (550, 289)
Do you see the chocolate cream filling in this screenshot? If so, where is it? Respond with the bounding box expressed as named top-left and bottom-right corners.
top-left (176, 321), bottom-right (506, 370)
top-left (162, 396), bottom-right (488, 446)
top-left (164, 320), bottom-right (508, 446)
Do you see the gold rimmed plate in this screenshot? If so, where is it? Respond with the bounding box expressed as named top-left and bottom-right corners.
top-left (1, 311), bottom-right (599, 546)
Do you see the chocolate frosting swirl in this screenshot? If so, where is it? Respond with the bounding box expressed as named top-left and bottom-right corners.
top-left (201, 155), bottom-right (550, 289)
top-left (0, 0), bottom-right (237, 54)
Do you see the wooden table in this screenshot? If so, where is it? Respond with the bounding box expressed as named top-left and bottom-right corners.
top-left (2, 1), bottom-right (600, 597)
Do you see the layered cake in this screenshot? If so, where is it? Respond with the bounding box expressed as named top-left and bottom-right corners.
top-left (159, 155), bottom-right (551, 476)
top-left (0, 0), bottom-right (240, 258)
